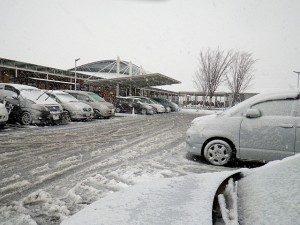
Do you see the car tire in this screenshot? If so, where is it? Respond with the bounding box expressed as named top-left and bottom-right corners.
top-left (203, 139), bottom-right (233, 166)
top-left (94, 109), bottom-right (101, 118)
top-left (21, 111), bottom-right (32, 125)
top-left (141, 108), bottom-right (147, 115)
top-left (115, 107), bottom-right (121, 113)
top-left (64, 110), bottom-right (71, 122)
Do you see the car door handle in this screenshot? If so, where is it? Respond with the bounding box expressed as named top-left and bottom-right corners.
top-left (279, 124), bottom-right (294, 128)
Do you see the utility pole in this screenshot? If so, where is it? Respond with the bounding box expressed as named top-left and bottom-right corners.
top-left (293, 71), bottom-right (300, 89)
top-left (75, 58), bottom-right (80, 90)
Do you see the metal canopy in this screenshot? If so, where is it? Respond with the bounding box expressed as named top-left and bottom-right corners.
top-left (85, 73), bottom-right (181, 88)
top-left (0, 57), bottom-right (89, 79)
top-left (0, 58), bottom-right (181, 88)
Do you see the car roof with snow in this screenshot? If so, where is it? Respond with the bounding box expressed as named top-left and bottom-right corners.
top-left (63, 90), bottom-right (93, 94)
top-left (0, 83), bottom-right (39, 90)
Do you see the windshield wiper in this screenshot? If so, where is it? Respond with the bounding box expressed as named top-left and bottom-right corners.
top-left (36, 90), bottom-right (48, 101)
top-left (45, 89), bottom-right (54, 101)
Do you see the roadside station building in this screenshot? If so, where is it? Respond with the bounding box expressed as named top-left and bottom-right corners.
top-left (0, 57), bottom-right (181, 103)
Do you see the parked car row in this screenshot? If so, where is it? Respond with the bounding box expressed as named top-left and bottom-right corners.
top-left (0, 83), bottom-right (179, 128)
top-left (114, 96), bottom-right (179, 115)
top-left (0, 83), bottom-right (116, 127)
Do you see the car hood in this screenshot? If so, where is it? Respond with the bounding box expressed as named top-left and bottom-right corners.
top-left (63, 101), bottom-right (91, 110)
top-left (191, 113), bottom-right (220, 125)
top-left (62, 171), bottom-right (238, 225)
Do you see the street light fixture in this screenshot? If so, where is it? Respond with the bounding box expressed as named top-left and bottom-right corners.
top-left (293, 71), bottom-right (300, 89)
top-left (75, 58), bottom-right (80, 90)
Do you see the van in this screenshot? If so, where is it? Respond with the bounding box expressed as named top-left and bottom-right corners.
top-left (0, 83), bottom-right (63, 125)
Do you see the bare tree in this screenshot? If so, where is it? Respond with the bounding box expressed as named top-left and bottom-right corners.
top-left (194, 48), bottom-right (233, 107)
top-left (226, 51), bottom-right (256, 106)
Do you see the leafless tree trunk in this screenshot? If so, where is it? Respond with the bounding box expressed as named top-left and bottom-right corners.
top-left (193, 48), bottom-right (233, 108)
top-left (226, 51), bottom-right (256, 106)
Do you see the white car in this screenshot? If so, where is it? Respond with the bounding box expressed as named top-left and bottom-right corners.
top-left (0, 102), bottom-right (9, 128)
top-left (186, 90), bottom-right (300, 166)
top-left (46, 90), bottom-right (93, 121)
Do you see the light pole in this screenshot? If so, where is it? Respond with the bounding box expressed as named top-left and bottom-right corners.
top-left (293, 71), bottom-right (300, 89)
top-left (75, 58), bottom-right (80, 90)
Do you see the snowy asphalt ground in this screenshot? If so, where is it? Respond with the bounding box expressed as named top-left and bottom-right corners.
top-left (0, 112), bottom-right (235, 225)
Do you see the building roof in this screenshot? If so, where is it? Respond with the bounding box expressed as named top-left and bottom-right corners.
top-left (85, 73), bottom-right (181, 88)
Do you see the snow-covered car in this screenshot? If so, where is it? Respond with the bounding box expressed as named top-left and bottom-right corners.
top-left (186, 90), bottom-right (300, 166)
top-left (0, 102), bottom-right (9, 128)
top-left (64, 90), bottom-right (115, 119)
top-left (46, 90), bottom-right (94, 121)
top-left (114, 96), bottom-right (154, 115)
top-left (62, 154), bottom-right (300, 225)
top-left (152, 97), bottom-right (179, 112)
top-left (0, 83), bottom-right (63, 125)
top-left (133, 96), bottom-right (166, 113)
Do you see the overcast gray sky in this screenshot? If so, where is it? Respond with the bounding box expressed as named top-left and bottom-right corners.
top-left (0, 0), bottom-right (299, 92)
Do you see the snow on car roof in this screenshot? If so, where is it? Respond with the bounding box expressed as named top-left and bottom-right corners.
top-left (0, 83), bottom-right (39, 90)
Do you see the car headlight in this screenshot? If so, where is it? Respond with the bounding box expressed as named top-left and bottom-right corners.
top-left (34, 104), bottom-right (48, 111)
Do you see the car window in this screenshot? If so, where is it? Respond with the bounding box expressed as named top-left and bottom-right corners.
top-left (76, 94), bottom-right (88, 101)
top-left (251, 99), bottom-right (296, 116)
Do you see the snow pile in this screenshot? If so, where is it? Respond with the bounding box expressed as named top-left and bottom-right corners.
top-left (180, 108), bottom-right (221, 115)
top-left (0, 190), bottom-right (70, 225)
top-left (61, 171), bottom-right (237, 225)
top-left (62, 154), bottom-right (300, 225)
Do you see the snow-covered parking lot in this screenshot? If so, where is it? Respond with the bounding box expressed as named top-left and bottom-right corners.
top-left (0, 111), bottom-right (235, 225)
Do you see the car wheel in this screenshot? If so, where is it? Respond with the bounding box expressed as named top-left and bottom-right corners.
top-left (141, 108), bottom-right (147, 115)
top-left (21, 111), bottom-right (32, 125)
top-left (115, 107), bottom-right (121, 113)
top-left (63, 110), bottom-right (71, 122)
top-left (203, 139), bottom-right (233, 166)
top-left (94, 109), bottom-right (101, 118)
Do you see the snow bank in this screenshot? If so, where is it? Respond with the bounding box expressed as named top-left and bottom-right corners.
top-left (62, 171), bottom-right (237, 225)
top-left (62, 154), bottom-right (300, 225)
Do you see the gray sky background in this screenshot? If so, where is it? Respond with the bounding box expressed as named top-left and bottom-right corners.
top-left (0, 0), bottom-right (299, 92)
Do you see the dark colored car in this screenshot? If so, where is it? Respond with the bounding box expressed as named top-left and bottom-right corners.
top-left (114, 97), bottom-right (154, 115)
top-left (151, 97), bottom-right (179, 112)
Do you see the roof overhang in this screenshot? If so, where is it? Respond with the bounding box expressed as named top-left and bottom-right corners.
top-left (85, 73), bottom-right (181, 88)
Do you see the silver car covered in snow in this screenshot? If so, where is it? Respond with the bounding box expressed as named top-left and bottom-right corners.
top-left (46, 90), bottom-right (93, 121)
top-left (0, 83), bottom-right (63, 125)
top-left (64, 90), bottom-right (115, 119)
top-left (186, 90), bottom-right (300, 166)
top-left (134, 96), bottom-right (166, 113)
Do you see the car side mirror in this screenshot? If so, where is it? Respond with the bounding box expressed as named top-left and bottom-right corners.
top-left (245, 108), bottom-right (261, 118)
top-left (85, 97), bottom-right (90, 102)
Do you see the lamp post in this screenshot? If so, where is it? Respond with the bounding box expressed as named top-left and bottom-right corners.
top-left (293, 71), bottom-right (300, 89)
top-left (75, 58), bottom-right (80, 90)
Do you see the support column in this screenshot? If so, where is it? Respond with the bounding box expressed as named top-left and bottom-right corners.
top-left (116, 84), bottom-right (119, 96)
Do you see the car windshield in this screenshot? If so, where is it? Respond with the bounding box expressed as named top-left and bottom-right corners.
top-left (140, 98), bottom-right (153, 104)
top-left (20, 89), bottom-right (49, 102)
top-left (88, 92), bottom-right (106, 102)
top-left (55, 93), bottom-right (79, 102)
